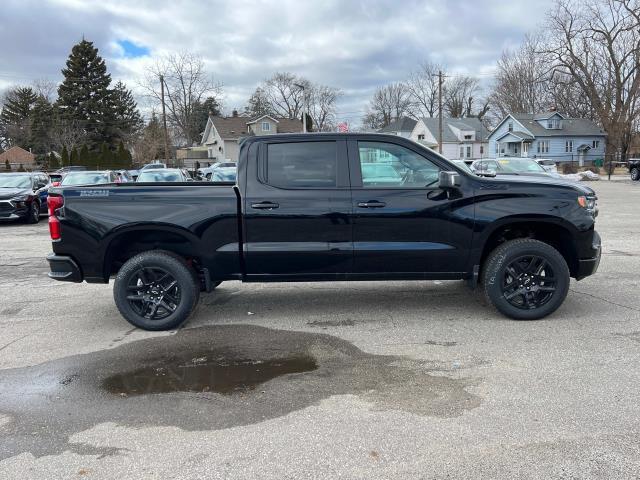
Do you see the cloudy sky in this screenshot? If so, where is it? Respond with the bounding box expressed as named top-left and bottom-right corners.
top-left (0, 0), bottom-right (554, 125)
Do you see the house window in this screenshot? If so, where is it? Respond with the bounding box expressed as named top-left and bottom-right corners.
top-left (523, 142), bottom-right (529, 155)
top-left (207, 148), bottom-right (214, 158)
top-left (460, 146), bottom-right (464, 159)
top-left (537, 141), bottom-right (549, 154)
top-left (417, 134), bottom-right (425, 140)
top-left (592, 140), bottom-right (600, 149)
top-left (464, 135), bottom-right (472, 140)
top-left (466, 146), bottom-right (472, 158)
top-left (565, 140), bottom-right (573, 153)
top-left (495, 142), bottom-right (499, 155)
top-left (262, 121), bottom-right (271, 132)
top-left (480, 145), bottom-right (484, 155)
top-left (508, 122), bottom-right (513, 132)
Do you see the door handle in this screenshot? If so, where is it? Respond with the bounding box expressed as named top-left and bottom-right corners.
top-left (357, 201), bottom-right (386, 208)
top-left (251, 201), bottom-right (279, 210)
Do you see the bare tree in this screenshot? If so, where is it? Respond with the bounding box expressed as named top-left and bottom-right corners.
top-left (444, 76), bottom-right (482, 118)
top-left (141, 52), bottom-right (222, 146)
top-left (261, 72), bottom-right (307, 119)
top-left (32, 78), bottom-right (57, 103)
top-left (543, 0), bottom-right (640, 159)
top-left (489, 34), bottom-right (552, 120)
top-left (307, 85), bottom-right (342, 131)
top-left (51, 118), bottom-right (86, 154)
top-left (362, 83), bottom-right (412, 129)
top-left (406, 61), bottom-right (443, 118)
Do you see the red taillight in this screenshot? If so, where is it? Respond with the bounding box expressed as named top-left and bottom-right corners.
top-left (52, 181), bottom-right (60, 187)
top-left (48, 195), bottom-right (64, 240)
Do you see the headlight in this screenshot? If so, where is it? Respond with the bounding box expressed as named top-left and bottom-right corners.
top-left (10, 195), bottom-right (29, 202)
top-left (577, 195), bottom-right (598, 216)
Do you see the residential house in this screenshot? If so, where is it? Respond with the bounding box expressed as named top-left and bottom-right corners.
top-left (377, 117), bottom-right (417, 138)
top-left (487, 111), bottom-right (607, 165)
top-left (409, 117), bottom-right (489, 160)
top-left (201, 112), bottom-right (302, 163)
top-left (0, 146), bottom-right (37, 170)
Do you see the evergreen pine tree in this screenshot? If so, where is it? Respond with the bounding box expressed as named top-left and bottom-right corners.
top-left (29, 96), bottom-right (54, 156)
top-left (4, 159), bottom-right (10, 171)
top-left (61, 145), bottom-right (69, 166)
top-left (99, 142), bottom-right (112, 169)
top-left (116, 140), bottom-right (130, 168)
top-left (189, 97), bottom-right (221, 144)
top-left (56, 39), bottom-right (116, 150)
top-left (80, 144), bottom-right (90, 168)
top-left (48, 152), bottom-right (58, 169)
top-left (70, 147), bottom-right (79, 166)
top-left (111, 81), bottom-right (143, 143)
top-left (18, 163), bottom-right (25, 172)
top-left (0, 87), bottom-right (38, 149)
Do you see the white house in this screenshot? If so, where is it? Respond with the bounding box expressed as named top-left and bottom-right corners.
top-left (201, 112), bottom-right (302, 163)
top-left (409, 117), bottom-right (489, 160)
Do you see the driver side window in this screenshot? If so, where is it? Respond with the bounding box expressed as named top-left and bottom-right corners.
top-left (357, 141), bottom-right (440, 188)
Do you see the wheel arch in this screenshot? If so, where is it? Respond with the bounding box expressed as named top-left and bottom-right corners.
top-left (476, 217), bottom-right (580, 278)
top-left (102, 224), bottom-right (202, 280)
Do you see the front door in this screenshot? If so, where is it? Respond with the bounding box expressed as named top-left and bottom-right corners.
top-left (243, 139), bottom-right (352, 279)
top-left (348, 139), bottom-right (473, 276)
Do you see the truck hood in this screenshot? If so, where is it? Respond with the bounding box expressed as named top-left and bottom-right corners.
top-left (479, 174), bottom-right (596, 196)
top-left (0, 187), bottom-right (31, 200)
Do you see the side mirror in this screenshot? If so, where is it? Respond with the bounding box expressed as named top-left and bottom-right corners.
top-left (438, 171), bottom-right (461, 189)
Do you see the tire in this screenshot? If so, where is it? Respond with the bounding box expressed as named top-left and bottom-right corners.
top-left (482, 239), bottom-right (570, 320)
top-left (113, 250), bottom-right (200, 331)
top-left (631, 167), bottom-right (640, 181)
top-left (25, 201), bottom-right (40, 224)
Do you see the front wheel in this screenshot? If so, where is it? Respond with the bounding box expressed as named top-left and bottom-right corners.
top-left (25, 201), bottom-right (40, 224)
top-left (630, 167), bottom-right (640, 181)
top-left (482, 239), bottom-right (570, 320)
top-left (114, 251), bottom-right (200, 330)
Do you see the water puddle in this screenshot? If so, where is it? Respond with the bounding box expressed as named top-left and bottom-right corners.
top-left (102, 353), bottom-right (317, 396)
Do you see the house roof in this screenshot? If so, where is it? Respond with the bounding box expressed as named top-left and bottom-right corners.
top-left (510, 113), bottom-right (606, 137)
top-left (419, 117), bottom-right (489, 143)
top-left (378, 116), bottom-right (417, 134)
top-left (246, 114), bottom-right (280, 125)
top-left (533, 111), bottom-right (565, 120)
top-left (495, 130), bottom-right (534, 142)
top-left (203, 115), bottom-right (302, 142)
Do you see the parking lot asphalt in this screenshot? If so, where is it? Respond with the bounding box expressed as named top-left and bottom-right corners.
top-left (0, 178), bottom-right (639, 479)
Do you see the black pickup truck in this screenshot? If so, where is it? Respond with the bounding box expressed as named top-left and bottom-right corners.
top-left (46, 134), bottom-right (601, 330)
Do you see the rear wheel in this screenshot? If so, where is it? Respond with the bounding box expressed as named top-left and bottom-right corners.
top-left (114, 251), bottom-right (199, 330)
top-left (482, 239), bottom-right (570, 320)
top-left (630, 167), bottom-right (640, 181)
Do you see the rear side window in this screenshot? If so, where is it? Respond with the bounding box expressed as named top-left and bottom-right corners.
top-left (266, 142), bottom-right (337, 188)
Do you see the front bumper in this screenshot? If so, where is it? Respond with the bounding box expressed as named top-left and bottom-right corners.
top-left (47, 254), bottom-right (83, 282)
top-left (576, 230), bottom-right (601, 280)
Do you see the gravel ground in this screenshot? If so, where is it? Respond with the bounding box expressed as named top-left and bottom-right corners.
top-left (0, 178), bottom-right (639, 479)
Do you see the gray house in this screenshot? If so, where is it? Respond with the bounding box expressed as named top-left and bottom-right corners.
top-left (377, 117), bottom-right (417, 138)
top-left (409, 117), bottom-right (490, 160)
top-left (488, 111), bottom-right (607, 165)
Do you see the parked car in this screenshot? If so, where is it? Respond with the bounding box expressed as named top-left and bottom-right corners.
top-left (61, 171), bottom-right (117, 186)
top-left (140, 162), bottom-right (166, 170)
top-left (56, 166), bottom-right (87, 174)
top-left (136, 168), bottom-right (190, 182)
top-left (471, 158), bottom-right (555, 178)
top-left (198, 162), bottom-right (236, 180)
top-left (0, 172), bottom-right (50, 223)
top-left (534, 159), bottom-right (559, 174)
top-left (114, 170), bottom-right (134, 183)
top-left (211, 167), bottom-right (237, 183)
top-left (629, 159), bottom-right (640, 181)
top-left (128, 169), bottom-right (140, 181)
top-left (47, 134), bottom-right (601, 330)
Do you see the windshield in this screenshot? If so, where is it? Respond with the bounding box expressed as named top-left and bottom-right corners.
top-left (142, 163), bottom-right (166, 170)
top-left (61, 172), bottom-right (110, 185)
top-left (496, 159), bottom-right (546, 173)
top-left (211, 169), bottom-right (237, 182)
top-left (137, 170), bottom-right (183, 182)
top-left (217, 163), bottom-right (236, 168)
top-left (0, 175), bottom-right (32, 188)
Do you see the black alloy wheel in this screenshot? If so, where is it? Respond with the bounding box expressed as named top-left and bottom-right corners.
top-left (631, 167), bottom-right (640, 181)
top-left (501, 255), bottom-right (556, 310)
top-left (482, 239), bottom-right (570, 320)
top-left (125, 267), bottom-right (181, 321)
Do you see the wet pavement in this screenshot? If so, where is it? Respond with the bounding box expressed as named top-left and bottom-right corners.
top-left (0, 180), bottom-right (640, 479)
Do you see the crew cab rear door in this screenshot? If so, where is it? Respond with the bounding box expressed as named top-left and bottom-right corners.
top-left (242, 138), bottom-right (353, 279)
top-left (347, 138), bottom-right (473, 275)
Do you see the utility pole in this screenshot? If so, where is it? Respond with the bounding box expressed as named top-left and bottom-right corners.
top-left (160, 74), bottom-right (170, 163)
top-left (437, 70), bottom-right (444, 154)
top-left (295, 83), bottom-right (306, 133)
